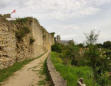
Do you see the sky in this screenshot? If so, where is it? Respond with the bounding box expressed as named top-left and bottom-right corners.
top-left (0, 0), bottom-right (111, 43)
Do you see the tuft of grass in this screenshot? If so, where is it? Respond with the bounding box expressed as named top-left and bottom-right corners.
top-left (0, 52), bottom-right (46, 83)
top-left (37, 59), bottom-right (52, 86)
top-left (38, 80), bottom-right (46, 86)
top-left (51, 52), bottom-right (99, 86)
top-left (16, 18), bottom-right (28, 23)
top-left (43, 59), bottom-right (51, 81)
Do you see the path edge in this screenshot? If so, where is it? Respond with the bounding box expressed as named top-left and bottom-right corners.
top-left (47, 54), bottom-right (67, 86)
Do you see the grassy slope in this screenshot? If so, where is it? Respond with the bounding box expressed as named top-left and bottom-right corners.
top-left (0, 53), bottom-right (45, 83)
top-left (51, 52), bottom-right (98, 86)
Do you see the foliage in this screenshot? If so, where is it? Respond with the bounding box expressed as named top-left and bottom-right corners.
top-left (95, 41), bottom-right (111, 49)
top-left (15, 26), bottom-right (30, 41)
top-left (38, 59), bottom-right (52, 86)
top-left (84, 30), bottom-right (109, 86)
top-left (103, 41), bottom-right (111, 49)
top-left (30, 37), bottom-right (35, 44)
top-left (51, 52), bottom-right (98, 86)
top-left (51, 43), bottom-right (63, 53)
top-left (77, 43), bottom-right (84, 48)
top-left (85, 30), bottom-right (99, 45)
top-left (96, 43), bottom-right (103, 48)
top-left (16, 18), bottom-right (28, 23)
top-left (52, 41), bottom-right (80, 65)
top-left (62, 44), bottom-right (80, 65)
top-left (51, 30), bottom-right (110, 86)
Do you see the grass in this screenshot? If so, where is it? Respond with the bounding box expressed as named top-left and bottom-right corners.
top-left (43, 59), bottom-right (51, 82)
top-left (51, 52), bottom-right (99, 86)
top-left (38, 80), bottom-right (46, 86)
top-left (38, 59), bottom-right (52, 86)
top-left (0, 52), bottom-right (46, 83)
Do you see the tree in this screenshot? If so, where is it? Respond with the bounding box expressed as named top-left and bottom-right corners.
top-left (96, 43), bottom-right (103, 48)
top-left (51, 43), bottom-right (63, 53)
top-left (84, 30), bottom-right (109, 86)
top-left (103, 41), bottom-right (111, 49)
top-left (77, 43), bottom-right (84, 48)
top-left (85, 30), bottom-right (99, 45)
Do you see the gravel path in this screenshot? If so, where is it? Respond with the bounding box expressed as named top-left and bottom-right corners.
top-left (1, 52), bottom-right (50, 86)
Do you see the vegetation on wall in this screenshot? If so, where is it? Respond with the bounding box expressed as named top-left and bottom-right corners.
top-left (16, 18), bottom-right (28, 23)
top-left (30, 37), bottom-right (35, 45)
top-left (15, 26), bottom-right (30, 41)
top-left (50, 32), bottom-right (55, 37)
top-left (43, 34), bottom-right (46, 39)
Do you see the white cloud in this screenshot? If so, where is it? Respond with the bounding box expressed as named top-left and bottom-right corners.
top-left (0, 0), bottom-right (111, 43)
top-left (0, 0), bottom-right (110, 21)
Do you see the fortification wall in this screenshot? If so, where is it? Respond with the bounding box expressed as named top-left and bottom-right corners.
top-left (0, 17), bottom-right (54, 69)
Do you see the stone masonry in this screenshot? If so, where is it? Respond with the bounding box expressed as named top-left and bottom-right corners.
top-left (0, 15), bottom-right (54, 69)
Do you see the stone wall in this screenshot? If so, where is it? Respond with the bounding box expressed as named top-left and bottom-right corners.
top-left (0, 17), bottom-right (54, 69)
top-left (47, 56), bottom-right (67, 86)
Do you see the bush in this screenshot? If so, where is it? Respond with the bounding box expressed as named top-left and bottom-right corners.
top-left (51, 43), bottom-right (63, 53)
top-left (16, 18), bottom-right (28, 23)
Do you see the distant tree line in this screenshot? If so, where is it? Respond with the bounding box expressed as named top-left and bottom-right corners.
top-left (77, 41), bottom-right (111, 49)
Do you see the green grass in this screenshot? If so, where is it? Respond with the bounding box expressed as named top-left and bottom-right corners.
top-left (37, 59), bottom-right (52, 86)
top-left (0, 52), bottom-right (46, 83)
top-left (51, 52), bottom-right (99, 86)
top-left (43, 59), bottom-right (52, 82)
top-left (38, 80), bottom-right (46, 86)
top-left (38, 59), bottom-right (52, 86)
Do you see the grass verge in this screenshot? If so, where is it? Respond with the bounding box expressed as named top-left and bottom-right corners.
top-left (0, 52), bottom-right (46, 83)
top-left (51, 52), bottom-right (99, 86)
top-left (38, 59), bottom-right (52, 86)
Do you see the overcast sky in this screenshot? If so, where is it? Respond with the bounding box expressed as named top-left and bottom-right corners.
top-left (0, 0), bottom-right (111, 43)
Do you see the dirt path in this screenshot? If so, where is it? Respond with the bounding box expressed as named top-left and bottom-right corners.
top-left (1, 52), bottom-right (50, 86)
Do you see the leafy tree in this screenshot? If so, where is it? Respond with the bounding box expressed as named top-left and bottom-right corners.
top-left (77, 43), bottom-right (84, 48)
top-left (103, 41), bottom-right (111, 49)
top-left (51, 43), bottom-right (63, 53)
top-left (96, 43), bottom-right (103, 48)
top-left (85, 30), bottom-right (98, 45)
top-left (60, 43), bottom-right (80, 65)
top-left (84, 30), bottom-right (109, 86)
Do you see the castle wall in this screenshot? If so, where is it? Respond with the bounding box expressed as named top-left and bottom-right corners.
top-left (0, 17), bottom-right (54, 69)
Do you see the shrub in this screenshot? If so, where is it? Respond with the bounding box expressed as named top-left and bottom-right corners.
top-left (51, 43), bottom-right (63, 53)
top-left (16, 18), bottom-right (28, 23)
top-left (30, 37), bottom-right (35, 44)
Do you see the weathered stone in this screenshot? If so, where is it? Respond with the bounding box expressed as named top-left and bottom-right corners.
top-left (47, 56), bottom-right (67, 86)
top-left (0, 17), bottom-right (54, 69)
